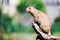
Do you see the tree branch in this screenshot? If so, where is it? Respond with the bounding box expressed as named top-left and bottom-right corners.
top-left (32, 22), bottom-right (60, 40)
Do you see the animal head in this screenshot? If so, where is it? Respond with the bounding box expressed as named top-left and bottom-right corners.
top-left (26, 6), bottom-right (37, 17)
top-left (26, 6), bottom-right (35, 13)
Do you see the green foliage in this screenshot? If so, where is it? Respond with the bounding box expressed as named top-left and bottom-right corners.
top-left (0, 5), bottom-right (2, 9)
top-left (55, 17), bottom-right (60, 23)
top-left (12, 23), bottom-right (34, 33)
top-left (32, 0), bottom-right (46, 12)
top-left (1, 0), bottom-right (46, 33)
top-left (51, 16), bottom-right (60, 35)
top-left (52, 23), bottom-right (60, 33)
top-left (0, 14), bottom-right (34, 33)
top-left (1, 14), bottom-right (13, 33)
top-left (17, 0), bottom-right (26, 13)
top-left (0, 8), bottom-right (2, 25)
top-left (17, 0), bottom-right (46, 14)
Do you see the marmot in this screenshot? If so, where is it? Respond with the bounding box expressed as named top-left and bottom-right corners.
top-left (26, 6), bottom-right (52, 35)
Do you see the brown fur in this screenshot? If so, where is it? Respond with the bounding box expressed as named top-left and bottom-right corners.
top-left (26, 6), bottom-right (52, 35)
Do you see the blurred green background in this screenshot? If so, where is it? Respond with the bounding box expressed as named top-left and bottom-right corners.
top-left (0, 0), bottom-right (60, 40)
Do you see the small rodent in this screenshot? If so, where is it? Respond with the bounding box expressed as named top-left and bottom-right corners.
top-left (26, 6), bottom-right (52, 35)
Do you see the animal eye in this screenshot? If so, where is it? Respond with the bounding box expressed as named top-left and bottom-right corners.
top-left (29, 7), bottom-right (31, 9)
